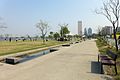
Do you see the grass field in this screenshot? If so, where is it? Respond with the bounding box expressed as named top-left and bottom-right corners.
top-left (0, 40), bottom-right (68, 56)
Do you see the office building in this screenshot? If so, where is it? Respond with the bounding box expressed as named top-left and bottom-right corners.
top-left (88, 27), bottom-right (92, 36)
top-left (101, 26), bottom-right (112, 35)
top-left (84, 28), bottom-right (87, 37)
top-left (78, 21), bottom-right (82, 36)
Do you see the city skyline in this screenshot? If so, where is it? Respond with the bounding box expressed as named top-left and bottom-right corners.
top-left (0, 0), bottom-right (112, 36)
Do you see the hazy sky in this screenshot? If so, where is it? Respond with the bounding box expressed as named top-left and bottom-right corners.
top-left (0, 0), bottom-right (111, 36)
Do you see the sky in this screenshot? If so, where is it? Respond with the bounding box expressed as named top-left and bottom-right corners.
top-left (0, 0), bottom-right (111, 36)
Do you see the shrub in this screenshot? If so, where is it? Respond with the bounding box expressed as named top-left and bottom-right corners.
top-left (114, 75), bottom-right (120, 80)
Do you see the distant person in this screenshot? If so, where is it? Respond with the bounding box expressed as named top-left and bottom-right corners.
top-left (9, 37), bottom-right (12, 42)
top-left (22, 38), bottom-right (26, 41)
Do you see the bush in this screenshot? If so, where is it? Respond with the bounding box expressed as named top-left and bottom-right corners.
top-left (96, 38), bottom-right (107, 48)
top-left (116, 50), bottom-right (120, 57)
top-left (96, 38), bottom-right (120, 79)
top-left (114, 75), bottom-right (120, 80)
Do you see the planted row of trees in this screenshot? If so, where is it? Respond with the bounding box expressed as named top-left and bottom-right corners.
top-left (0, 18), bottom-right (81, 43)
top-left (0, 18), bottom-right (70, 43)
top-left (48, 32), bottom-right (60, 40)
top-left (36, 20), bottom-right (70, 44)
top-left (96, 0), bottom-right (120, 51)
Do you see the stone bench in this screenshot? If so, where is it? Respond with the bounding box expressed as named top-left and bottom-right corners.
top-left (5, 57), bottom-right (20, 64)
top-left (62, 44), bottom-right (70, 47)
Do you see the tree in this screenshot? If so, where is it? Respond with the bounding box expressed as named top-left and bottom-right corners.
top-left (97, 26), bottom-right (102, 36)
top-left (67, 35), bottom-right (72, 41)
top-left (53, 32), bottom-right (60, 40)
top-left (36, 20), bottom-right (49, 44)
top-left (27, 35), bottom-right (32, 41)
top-left (59, 24), bottom-right (70, 37)
top-left (34, 35), bottom-right (39, 41)
top-left (96, 0), bottom-right (120, 51)
top-left (49, 31), bottom-right (53, 39)
top-left (74, 34), bottom-right (80, 39)
top-left (50, 31), bottom-right (53, 35)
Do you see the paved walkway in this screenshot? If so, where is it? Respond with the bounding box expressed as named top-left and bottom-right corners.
top-left (0, 40), bottom-right (112, 80)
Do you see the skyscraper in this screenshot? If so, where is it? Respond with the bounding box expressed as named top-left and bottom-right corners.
top-left (84, 28), bottom-right (88, 37)
top-left (78, 21), bottom-right (82, 36)
top-left (88, 27), bottom-right (92, 36)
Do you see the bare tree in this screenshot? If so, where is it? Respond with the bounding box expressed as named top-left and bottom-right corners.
top-left (36, 20), bottom-right (49, 44)
top-left (27, 35), bottom-right (32, 41)
top-left (97, 26), bottom-right (102, 36)
top-left (96, 0), bottom-right (120, 51)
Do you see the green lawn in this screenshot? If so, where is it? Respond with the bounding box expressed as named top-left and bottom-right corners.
top-left (0, 40), bottom-right (68, 56)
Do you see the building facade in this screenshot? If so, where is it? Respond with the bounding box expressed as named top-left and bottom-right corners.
top-left (78, 21), bottom-right (82, 36)
top-left (117, 27), bottom-right (120, 32)
top-left (101, 26), bottom-right (112, 35)
top-left (84, 28), bottom-right (87, 37)
top-left (88, 27), bottom-right (92, 36)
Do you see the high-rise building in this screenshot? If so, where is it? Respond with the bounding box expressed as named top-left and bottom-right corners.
top-left (88, 27), bottom-right (92, 36)
top-left (84, 28), bottom-right (88, 37)
top-left (78, 21), bottom-right (82, 36)
top-left (101, 26), bottom-right (112, 35)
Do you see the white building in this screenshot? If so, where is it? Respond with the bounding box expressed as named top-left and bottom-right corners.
top-left (117, 27), bottom-right (120, 32)
top-left (78, 21), bottom-right (82, 36)
top-left (102, 26), bottom-right (112, 35)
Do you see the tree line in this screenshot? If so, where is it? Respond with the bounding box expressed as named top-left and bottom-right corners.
top-left (36, 20), bottom-right (71, 44)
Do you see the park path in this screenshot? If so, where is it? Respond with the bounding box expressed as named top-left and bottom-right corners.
top-left (0, 40), bottom-right (112, 80)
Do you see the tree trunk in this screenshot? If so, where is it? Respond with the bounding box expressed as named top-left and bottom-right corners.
top-left (43, 36), bottom-right (45, 44)
top-left (113, 28), bottom-right (118, 51)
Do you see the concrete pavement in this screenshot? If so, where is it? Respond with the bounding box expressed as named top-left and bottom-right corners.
top-left (0, 40), bottom-right (112, 80)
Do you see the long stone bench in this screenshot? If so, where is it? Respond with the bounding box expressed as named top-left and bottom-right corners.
top-left (5, 57), bottom-right (20, 64)
top-left (62, 44), bottom-right (70, 47)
